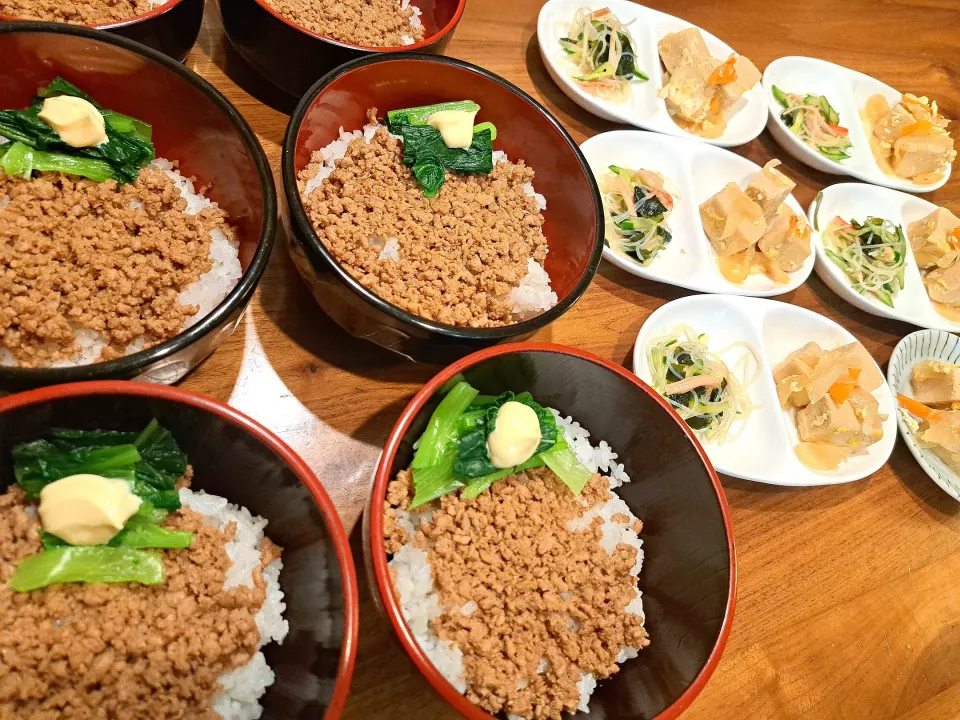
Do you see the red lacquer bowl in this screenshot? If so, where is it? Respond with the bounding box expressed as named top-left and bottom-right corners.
top-left (0, 0), bottom-right (204, 62)
top-left (366, 343), bottom-right (737, 719)
top-left (0, 24), bottom-right (276, 393)
top-left (0, 381), bottom-right (358, 718)
top-left (218, 0), bottom-right (466, 99)
top-left (282, 54), bottom-right (604, 363)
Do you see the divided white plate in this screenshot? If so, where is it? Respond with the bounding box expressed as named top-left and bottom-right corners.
top-left (581, 130), bottom-right (814, 296)
top-left (633, 295), bottom-right (897, 485)
top-left (888, 329), bottom-right (960, 501)
top-left (808, 183), bottom-right (960, 331)
top-left (763, 56), bottom-right (951, 192)
top-left (537, 0), bottom-right (766, 148)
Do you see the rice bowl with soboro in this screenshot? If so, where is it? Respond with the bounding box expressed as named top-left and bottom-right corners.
top-left (0, 0), bottom-right (170, 24)
top-left (0, 77), bottom-right (244, 369)
top-left (381, 379), bottom-right (650, 719)
top-left (0, 418), bottom-right (289, 719)
top-left (297, 101), bottom-right (558, 327)
top-left (260, 0), bottom-right (425, 47)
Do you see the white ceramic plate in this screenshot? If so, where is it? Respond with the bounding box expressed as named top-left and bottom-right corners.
top-left (581, 130), bottom-right (814, 296)
top-left (762, 56), bottom-right (951, 192)
top-left (808, 183), bottom-right (960, 331)
top-left (633, 295), bottom-right (897, 485)
top-left (888, 329), bottom-right (960, 501)
top-left (537, 0), bottom-right (766, 148)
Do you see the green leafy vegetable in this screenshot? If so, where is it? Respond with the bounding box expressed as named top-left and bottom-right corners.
top-left (9, 546), bottom-right (164, 592)
top-left (387, 100), bottom-right (480, 127)
top-left (0, 77), bottom-right (155, 184)
top-left (14, 444), bottom-right (142, 498)
top-left (540, 440), bottom-right (592, 494)
top-left (412, 381), bottom-right (479, 469)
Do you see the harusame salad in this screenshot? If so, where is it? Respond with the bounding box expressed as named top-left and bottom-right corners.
top-left (822, 214), bottom-right (907, 307)
top-left (559, 7), bottom-right (648, 100)
top-left (772, 86), bottom-right (853, 161)
top-left (600, 164), bottom-right (675, 265)
top-left (648, 325), bottom-right (759, 443)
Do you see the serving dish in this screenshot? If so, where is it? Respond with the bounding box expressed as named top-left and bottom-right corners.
top-left (0, 0), bottom-right (204, 62)
top-left (537, 0), bottom-right (766, 148)
top-left (0, 380), bottom-right (359, 718)
top-left (580, 130), bottom-right (814, 296)
top-left (633, 295), bottom-right (897, 485)
top-left (888, 329), bottom-right (960, 501)
top-left (0, 24), bottom-right (276, 394)
top-left (366, 342), bottom-right (736, 719)
top-left (808, 183), bottom-right (960, 331)
top-left (763, 56), bottom-right (952, 192)
top-left (282, 53), bottom-right (603, 364)
top-left (219, 0), bottom-right (466, 99)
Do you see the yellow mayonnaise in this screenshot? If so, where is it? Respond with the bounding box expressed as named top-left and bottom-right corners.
top-left (38, 474), bottom-right (142, 546)
top-left (487, 401), bottom-right (542, 469)
top-left (426, 109), bottom-right (478, 149)
top-left (38, 96), bottom-right (108, 148)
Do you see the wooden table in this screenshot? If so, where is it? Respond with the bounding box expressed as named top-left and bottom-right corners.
top-left (181, 1), bottom-right (960, 717)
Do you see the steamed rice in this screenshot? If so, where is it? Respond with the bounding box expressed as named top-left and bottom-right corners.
top-left (387, 412), bottom-right (646, 718)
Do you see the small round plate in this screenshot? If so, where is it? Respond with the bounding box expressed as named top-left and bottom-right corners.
top-left (887, 329), bottom-right (960, 501)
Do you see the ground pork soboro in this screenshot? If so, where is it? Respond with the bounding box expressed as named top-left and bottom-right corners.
top-left (385, 468), bottom-right (650, 720)
top-left (260, 0), bottom-right (423, 47)
top-left (0, 485), bottom-right (271, 720)
top-left (298, 116), bottom-right (548, 328)
top-left (0, 167), bottom-right (233, 367)
top-left (0, 0), bottom-right (154, 24)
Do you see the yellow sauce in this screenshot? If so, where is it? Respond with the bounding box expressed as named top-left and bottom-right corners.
top-left (38, 473), bottom-right (142, 545)
top-left (38, 96), bottom-right (108, 148)
top-left (426, 109), bottom-right (478, 149)
top-left (487, 401), bottom-right (542, 469)
top-left (670, 111), bottom-right (727, 140)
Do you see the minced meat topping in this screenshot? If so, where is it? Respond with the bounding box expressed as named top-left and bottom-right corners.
top-left (385, 467), bottom-right (650, 720)
top-left (0, 485), bottom-right (269, 720)
top-left (0, 167), bottom-right (233, 367)
top-left (0, 0), bottom-right (154, 24)
top-left (261, 0), bottom-right (425, 47)
top-left (298, 111), bottom-right (548, 328)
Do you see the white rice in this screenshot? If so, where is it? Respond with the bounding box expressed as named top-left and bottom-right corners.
top-left (389, 412), bottom-right (645, 715)
top-left (179, 488), bottom-right (290, 720)
top-left (0, 158), bottom-right (242, 368)
top-left (301, 124), bottom-right (558, 321)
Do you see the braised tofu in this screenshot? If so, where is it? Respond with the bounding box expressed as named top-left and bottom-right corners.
top-left (716, 55), bottom-right (761, 111)
top-left (873, 101), bottom-right (915, 145)
top-left (699, 183), bottom-right (766, 256)
top-left (758, 206), bottom-right (811, 273)
top-left (845, 387), bottom-right (885, 444)
top-left (924, 260), bottom-right (960, 305)
top-left (911, 359), bottom-right (960, 406)
top-left (892, 132), bottom-right (956, 179)
top-left (909, 207), bottom-right (960, 269)
top-left (774, 341), bottom-right (823, 383)
top-left (745, 160), bottom-right (795, 219)
top-left (660, 55), bottom-right (719, 124)
top-left (658, 28), bottom-right (712, 74)
top-left (804, 341), bottom-right (882, 402)
top-left (797, 395), bottom-right (866, 447)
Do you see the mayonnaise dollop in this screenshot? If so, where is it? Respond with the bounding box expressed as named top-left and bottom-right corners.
top-left (426, 109), bottom-right (479, 149)
top-left (38, 474), bottom-right (141, 546)
top-left (487, 401), bottom-right (542, 469)
top-left (38, 96), bottom-right (108, 148)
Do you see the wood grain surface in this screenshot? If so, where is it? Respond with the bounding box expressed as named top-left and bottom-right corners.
top-left (179, 1), bottom-right (960, 717)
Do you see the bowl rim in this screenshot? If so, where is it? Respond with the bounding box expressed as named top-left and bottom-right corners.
top-left (367, 341), bottom-right (738, 720)
top-left (0, 22), bottom-right (277, 385)
top-left (0, 379), bottom-right (360, 718)
top-left (0, 0), bottom-right (192, 29)
top-left (244, 0), bottom-right (467, 52)
top-left (281, 52), bottom-right (605, 342)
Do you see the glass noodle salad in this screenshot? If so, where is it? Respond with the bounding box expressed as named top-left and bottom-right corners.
top-left (772, 86), bottom-right (853, 162)
top-left (648, 326), bottom-right (760, 443)
top-left (822, 214), bottom-right (907, 307)
top-left (600, 165), bottom-right (675, 265)
top-left (559, 7), bottom-right (648, 100)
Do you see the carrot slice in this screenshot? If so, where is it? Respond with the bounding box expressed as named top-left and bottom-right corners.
top-left (827, 368), bottom-right (863, 404)
top-left (827, 123), bottom-right (850, 136)
top-left (901, 119), bottom-right (934, 136)
top-left (708, 55), bottom-right (738, 85)
top-left (898, 393), bottom-right (940, 420)
top-left (588, 7), bottom-right (611, 19)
